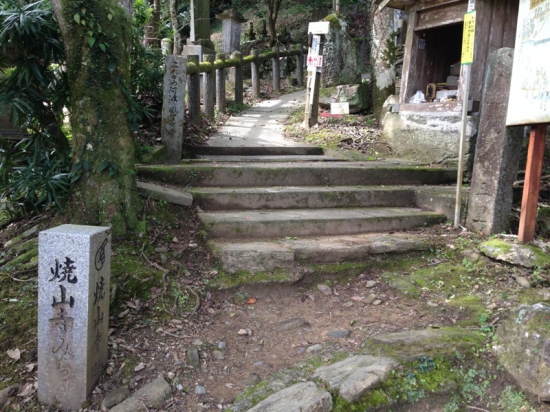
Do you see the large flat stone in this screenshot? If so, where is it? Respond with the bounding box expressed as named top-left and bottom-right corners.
top-left (367, 328), bottom-right (485, 362)
top-left (215, 242), bottom-right (294, 274)
top-left (137, 181), bottom-right (193, 207)
top-left (200, 208), bottom-right (445, 239)
top-left (312, 355), bottom-right (399, 402)
top-left (246, 381), bottom-right (332, 412)
top-left (212, 233), bottom-right (432, 274)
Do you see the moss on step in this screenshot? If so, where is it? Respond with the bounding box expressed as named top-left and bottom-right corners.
top-left (331, 357), bottom-right (458, 411)
top-left (362, 327), bottom-right (485, 362)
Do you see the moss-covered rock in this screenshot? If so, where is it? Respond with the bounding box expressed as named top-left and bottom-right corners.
top-left (479, 238), bottom-right (550, 268)
top-left (493, 303), bottom-right (550, 400)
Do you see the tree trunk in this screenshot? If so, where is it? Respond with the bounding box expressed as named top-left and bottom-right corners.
top-left (267, 0), bottom-right (283, 47)
top-left (144, 0), bottom-right (161, 48)
top-left (371, 7), bottom-right (396, 121)
top-left (50, 0), bottom-right (140, 236)
top-left (170, 0), bottom-right (183, 54)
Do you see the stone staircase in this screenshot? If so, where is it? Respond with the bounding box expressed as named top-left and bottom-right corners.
top-left (137, 150), bottom-right (458, 277)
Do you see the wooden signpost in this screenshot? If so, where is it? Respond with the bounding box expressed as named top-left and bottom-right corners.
top-left (506, 0), bottom-right (550, 243)
top-left (304, 22), bottom-right (329, 129)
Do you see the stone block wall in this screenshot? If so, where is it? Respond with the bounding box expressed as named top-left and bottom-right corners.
top-left (382, 111), bottom-right (479, 171)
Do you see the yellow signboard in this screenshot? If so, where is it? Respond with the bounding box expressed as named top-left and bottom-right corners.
top-left (461, 11), bottom-right (476, 65)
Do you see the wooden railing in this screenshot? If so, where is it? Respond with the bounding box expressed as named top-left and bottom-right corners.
top-left (184, 44), bottom-right (306, 124)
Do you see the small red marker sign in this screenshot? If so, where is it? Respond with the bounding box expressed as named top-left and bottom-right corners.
top-left (307, 55), bottom-right (323, 67)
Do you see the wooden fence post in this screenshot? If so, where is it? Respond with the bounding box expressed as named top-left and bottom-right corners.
top-left (272, 46), bottom-right (280, 92)
top-left (187, 54), bottom-right (201, 125)
top-left (203, 54), bottom-right (216, 121)
top-left (216, 53), bottom-right (226, 114)
top-left (232, 51), bottom-right (243, 105)
top-left (296, 44), bottom-right (304, 87)
top-left (251, 49), bottom-right (260, 99)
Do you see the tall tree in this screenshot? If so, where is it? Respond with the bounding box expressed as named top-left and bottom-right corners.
top-left (144, 0), bottom-right (161, 47)
top-left (50, 0), bottom-right (140, 236)
top-left (371, 6), bottom-right (397, 120)
top-left (267, 0), bottom-right (284, 46)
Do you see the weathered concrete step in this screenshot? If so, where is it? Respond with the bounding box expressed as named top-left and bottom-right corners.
top-left (192, 186), bottom-right (416, 211)
top-left (138, 163), bottom-right (457, 188)
top-left (137, 181), bottom-right (193, 206)
top-left (200, 208), bottom-right (446, 239)
top-left (190, 155), bottom-right (340, 162)
top-left (188, 146), bottom-right (324, 156)
top-left (211, 233), bottom-right (432, 274)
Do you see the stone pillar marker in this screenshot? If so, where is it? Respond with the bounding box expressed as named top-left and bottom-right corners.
top-left (162, 55), bottom-right (187, 164)
top-left (466, 48), bottom-right (523, 234)
top-left (216, 9), bottom-right (247, 54)
top-left (38, 225), bottom-right (111, 410)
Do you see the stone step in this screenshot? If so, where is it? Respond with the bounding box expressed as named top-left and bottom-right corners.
top-left (211, 233), bottom-right (432, 274)
top-left (192, 186), bottom-right (416, 211)
top-left (188, 146), bottom-right (324, 156)
top-left (200, 207), bottom-right (446, 239)
top-left (190, 155), bottom-right (340, 162)
top-left (138, 162), bottom-right (457, 188)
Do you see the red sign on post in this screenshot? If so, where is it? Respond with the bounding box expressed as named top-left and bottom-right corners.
top-left (307, 55), bottom-right (323, 67)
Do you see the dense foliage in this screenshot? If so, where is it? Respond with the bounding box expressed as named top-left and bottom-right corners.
top-left (0, 0), bottom-right (70, 219)
top-left (0, 0), bottom-right (166, 223)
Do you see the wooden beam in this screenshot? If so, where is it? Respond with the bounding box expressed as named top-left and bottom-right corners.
top-left (518, 124), bottom-right (548, 243)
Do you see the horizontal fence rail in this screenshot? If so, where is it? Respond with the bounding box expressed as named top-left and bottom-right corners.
top-left (162, 44), bottom-right (306, 164)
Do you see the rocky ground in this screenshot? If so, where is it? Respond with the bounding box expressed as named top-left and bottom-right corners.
top-left (2, 201), bottom-right (550, 411)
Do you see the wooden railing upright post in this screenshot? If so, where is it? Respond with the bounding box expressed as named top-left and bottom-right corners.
top-left (296, 44), bottom-right (304, 87)
top-left (272, 46), bottom-right (280, 92)
top-left (216, 53), bottom-right (226, 114)
top-left (203, 54), bottom-right (216, 121)
top-left (232, 51), bottom-right (244, 105)
top-left (251, 50), bottom-right (261, 99)
top-left (187, 54), bottom-right (201, 125)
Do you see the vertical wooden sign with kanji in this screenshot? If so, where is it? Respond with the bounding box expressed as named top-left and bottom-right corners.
top-left (304, 22), bottom-right (330, 129)
top-left (38, 225), bottom-right (111, 410)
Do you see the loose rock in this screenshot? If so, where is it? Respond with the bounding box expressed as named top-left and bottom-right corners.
top-left (307, 344), bottom-right (322, 353)
top-left (187, 346), bottom-right (200, 367)
top-left (195, 385), bottom-right (207, 395)
top-left (110, 376), bottom-right (171, 412)
top-left (276, 318), bottom-right (308, 332)
top-left (317, 284), bottom-right (332, 295)
top-left (312, 355), bottom-right (399, 402)
top-left (246, 381), bottom-right (332, 412)
top-left (327, 329), bottom-right (351, 338)
top-left (512, 275), bottom-right (531, 288)
top-left (364, 294), bottom-right (377, 305)
top-left (101, 386), bottom-right (130, 410)
top-left (365, 281), bottom-right (377, 288)
top-left (213, 350), bottom-right (224, 360)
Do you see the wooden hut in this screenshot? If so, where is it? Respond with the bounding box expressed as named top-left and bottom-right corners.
top-left (376, 0), bottom-right (519, 164)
